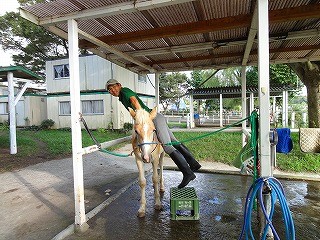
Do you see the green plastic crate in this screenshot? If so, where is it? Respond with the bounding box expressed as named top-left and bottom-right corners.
top-left (170, 187), bottom-right (199, 220)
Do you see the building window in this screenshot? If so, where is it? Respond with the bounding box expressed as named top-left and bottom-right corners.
top-left (54, 64), bottom-right (70, 79)
top-left (59, 100), bottom-right (104, 116)
top-left (59, 101), bottom-right (71, 115)
top-left (0, 102), bottom-right (8, 114)
top-left (138, 74), bottom-right (147, 83)
top-left (82, 100), bottom-right (104, 115)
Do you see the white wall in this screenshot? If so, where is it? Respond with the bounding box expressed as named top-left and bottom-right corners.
top-left (0, 94), bottom-right (47, 126)
top-left (46, 55), bottom-right (112, 94)
top-left (24, 95), bottom-right (47, 126)
top-left (46, 55), bottom-right (156, 129)
top-left (47, 93), bottom-right (111, 129)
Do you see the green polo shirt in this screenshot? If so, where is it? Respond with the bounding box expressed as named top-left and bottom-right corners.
top-left (118, 87), bottom-right (151, 112)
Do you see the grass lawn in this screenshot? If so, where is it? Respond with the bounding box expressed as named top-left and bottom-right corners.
top-left (174, 131), bottom-right (320, 174)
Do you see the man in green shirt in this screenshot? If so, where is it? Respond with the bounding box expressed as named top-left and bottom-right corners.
top-left (106, 79), bottom-right (201, 188)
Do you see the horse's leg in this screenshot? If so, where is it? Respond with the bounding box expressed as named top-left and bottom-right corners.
top-left (136, 159), bottom-right (146, 218)
top-left (152, 158), bottom-right (162, 211)
top-left (159, 151), bottom-right (165, 193)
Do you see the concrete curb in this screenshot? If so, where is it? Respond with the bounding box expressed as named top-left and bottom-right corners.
top-left (163, 166), bottom-right (320, 182)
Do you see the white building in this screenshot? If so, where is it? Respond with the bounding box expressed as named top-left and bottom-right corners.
top-left (46, 54), bottom-right (156, 129)
top-left (0, 92), bottom-right (47, 127)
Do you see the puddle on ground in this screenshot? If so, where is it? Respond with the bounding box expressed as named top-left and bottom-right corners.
top-left (213, 214), bottom-right (237, 223)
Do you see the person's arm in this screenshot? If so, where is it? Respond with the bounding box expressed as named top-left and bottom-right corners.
top-left (129, 96), bottom-right (142, 110)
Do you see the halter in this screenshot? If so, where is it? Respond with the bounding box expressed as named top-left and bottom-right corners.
top-left (135, 130), bottom-right (161, 155)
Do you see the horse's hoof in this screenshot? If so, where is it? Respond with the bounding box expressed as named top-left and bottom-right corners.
top-left (137, 211), bottom-right (145, 218)
top-left (154, 204), bottom-right (163, 211)
top-left (160, 188), bottom-right (165, 193)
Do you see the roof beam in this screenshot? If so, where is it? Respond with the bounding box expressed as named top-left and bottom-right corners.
top-left (19, 7), bottom-right (39, 25)
top-left (156, 56), bottom-right (320, 73)
top-left (79, 4), bottom-right (320, 48)
top-left (242, 3), bottom-right (258, 66)
top-left (127, 44), bottom-right (320, 67)
top-left (80, 14), bottom-right (251, 47)
top-left (109, 42), bottom-right (218, 59)
top-left (107, 28), bottom-right (320, 59)
top-left (78, 30), bottom-right (156, 73)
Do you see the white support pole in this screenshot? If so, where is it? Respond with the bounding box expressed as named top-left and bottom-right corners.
top-left (282, 90), bottom-right (288, 127)
top-left (189, 94), bottom-right (194, 128)
top-left (250, 92), bottom-right (254, 114)
top-left (68, 19), bottom-right (89, 232)
top-left (272, 96), bottom-right (276, 115)
top-left (241, 66), bottom-right (247, 146)
top-left (282, 91), bottom-right (285, 126)
top-left (8, 72), bottom-right (17, 154)
top-left (285, 91), bottom-right (288, 127)
top-left (219, 94), bottom-right (223, 127)
top-left (155, 72), bottom-right (160, 112)
top-left (272, 96), bottom-right (276, 124)
top-left (258, 0), bottom-right (271, 177)
top-left (258, 0), bottom-right (272, 238)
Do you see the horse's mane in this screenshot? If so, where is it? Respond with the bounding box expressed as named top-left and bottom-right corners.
top-left (134, 109), bottom-right (150, 124)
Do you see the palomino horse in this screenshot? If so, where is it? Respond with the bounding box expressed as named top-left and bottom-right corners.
top-left (129, 106), bottom-right (165, 218)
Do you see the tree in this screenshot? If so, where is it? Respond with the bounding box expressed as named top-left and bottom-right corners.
top-left (0, 0), bottom-right (88, 77)
top-left (0, 9), bottom-right (68, 76)
top-left (159, 72), bottom-right (189, 112)
top-left (246, 64), bottom-right (301, 87)
top-left (246, 63), bottom-right (320, 127)
top-left (188, 69), bottom-right (221, 88)
top-left (288, 61), bottom-right (320, 128)
top-left (188, 70), bottom-right (202, 88)
top-left (216, 67), bottom-right (241, 87)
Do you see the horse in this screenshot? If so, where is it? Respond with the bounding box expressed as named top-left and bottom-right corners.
top-left (129, 106), bottom-right (165, 218)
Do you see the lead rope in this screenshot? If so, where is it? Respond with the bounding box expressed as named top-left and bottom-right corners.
top-left (79, 112), bottom-right (132, 157)
top-left (165, 115), bottom-right (251, 146)
top-left (80, 113), bottom-right (253, 157)
top-left (79, 113), bottom-right (101, 148)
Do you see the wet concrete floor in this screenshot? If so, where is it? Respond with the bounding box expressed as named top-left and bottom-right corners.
top-left (65, 171), bottom-right (320, 240)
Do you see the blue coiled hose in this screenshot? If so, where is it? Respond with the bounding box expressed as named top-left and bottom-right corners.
top-left (239, 177), bottom-right (295, 240)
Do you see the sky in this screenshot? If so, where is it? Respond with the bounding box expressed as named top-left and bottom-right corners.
top-left (0, 0), bottom-right (20, 66)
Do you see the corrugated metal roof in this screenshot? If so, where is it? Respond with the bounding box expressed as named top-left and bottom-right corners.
top-left (20, 0), bottom-right (320, 74)
top-left (190, 85), bottom-right (296, 99)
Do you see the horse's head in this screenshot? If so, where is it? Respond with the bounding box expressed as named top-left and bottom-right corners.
top-left (129, 107), bottom-right (158, 163)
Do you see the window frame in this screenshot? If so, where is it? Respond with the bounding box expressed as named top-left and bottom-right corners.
top-left (58, 100), bottom-right (104, 116)
top-left (54, 64), bottom-right (70, 79)
top-left (81, 100), bottom-right (104, 115)
top-left (59, 101), bottom-right (71, 116)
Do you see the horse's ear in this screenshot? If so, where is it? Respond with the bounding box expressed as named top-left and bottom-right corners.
top-left (150, 107), bottom-right (158, 120)
top-left (129, 107), bottom-right (136, 118)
